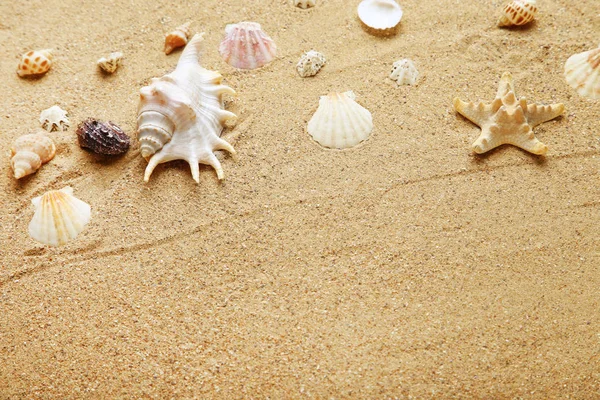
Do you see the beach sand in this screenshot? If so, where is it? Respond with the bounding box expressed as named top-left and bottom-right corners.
top-left (1, 0), bottom-right (599, 397)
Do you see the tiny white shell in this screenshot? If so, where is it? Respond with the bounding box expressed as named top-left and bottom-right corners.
top-left (97, 52), bottom-right (123, 74)
top-left (28, 187), bottom-right (91, 247)
top-left (296, 50), bottom-right (326, 77)
top-left (564, 45), bottom-right (600, 100)
top-left (295, 0), bottom-right (316, 8)
top-left (307, 91), bottom-right (373, 149)
top-left (389, 59), bottom-right (419, 85)
top-left (357, 0), bottom-right (403, 35)
top-left (40, 105), bottom-right (69, 131)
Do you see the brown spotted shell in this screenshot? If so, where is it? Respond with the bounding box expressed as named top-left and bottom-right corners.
top-left (498, 0), bottom-right (537, 27)
top-left (17, 49), bottom-right (53, 77)
top-left (76, 119), bottom-right (130, 155)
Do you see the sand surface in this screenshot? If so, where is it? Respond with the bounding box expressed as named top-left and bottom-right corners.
top-left (1, 0), bottom-right (599, 398)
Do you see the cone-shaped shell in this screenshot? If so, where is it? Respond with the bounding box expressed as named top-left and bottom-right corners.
top-left (357, 0), bottom-right (403, 35)
top-left (10, 133), bottom-right (56, 179)
top-left (17, 49), bottom-right (53, 77)
top-left (28, 187), bottom-right (91, 247)
top-left (307, 91), bottom-right (373, 149)
top-left (164, 22), bottom-right (191, 55)
top-left (565, 46), bottom-right (600, 100)
top-left (219, 22), bottom-right (277, 70)
top-left (137, 33), bottom-right (237, 183)
top-left (498, 0), bottom-right (537, 27)
top-left (390, 59), bottom-right (419, 85)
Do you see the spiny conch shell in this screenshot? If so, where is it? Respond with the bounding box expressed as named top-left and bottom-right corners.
top-left (164, 22), bottom-right (191, 55)
top-left (28, 186), bottom-right (91, 247)
top-left (219, 22), bottom-right (277, 70)
top-left (10, 133), bottom-right (56, 179)
top-left (297, 50), bottom-right (326, 77)
top-left (40, 105), bottom-right (69, 131)
top-left (357, 0), bottom-right (403, 36)
top-left (389, 59), bottom-right (419, 85)
top-left (295, 0), bottom-right (316, 8)
top-left (77, 119), bottom-right (130, 155)
top-left (498, 0), bottom-right (537, 27)
top-left (137, 33), bottom-right (237, 183)
top-left (564, 45), bottom-right (600, 100)
top-left (307, 91), bottom-right (373, 149)
top-left (97, 52), bottom-right (123, 73)
top-left (17, 49), bottom-right (53, 77)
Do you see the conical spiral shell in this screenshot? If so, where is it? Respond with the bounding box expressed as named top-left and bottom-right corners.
top-left (565, 46), bottom-right (600, 100)
top-left (498, 0), bottom-right (537, 27)
top-left (10, 133), bottom-right (56, 179)
top-left (28, 187), bottom-right (91, 247)
top-left (307, 91), bottom-right (373, 149)
top-left (17, 49), bottom-right (53, 77)
top-left (165, 22), bottom-right (191, 55)
top-left (219, 22), bottom-right (277, 70)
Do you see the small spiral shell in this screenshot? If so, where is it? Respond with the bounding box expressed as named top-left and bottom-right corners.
top-left (165, 22), bottom-right (191, 55)
top-left (17, 49), bottom-right (53, 77)
top-left (10, 133), bottom-right (56, 179)
top-left (498, 0), bottom-right (537, 27)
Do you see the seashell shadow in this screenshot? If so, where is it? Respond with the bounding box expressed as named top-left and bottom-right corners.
top-left (497, 19), bottom-right (538, 31)
top-left (469, 145), bottom-right (548, 165)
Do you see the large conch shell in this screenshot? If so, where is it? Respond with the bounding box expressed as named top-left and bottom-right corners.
top-left (28, 186), bottom-right (91, 247)
top-left (137, 33), bottom-right (237, 183)
top-left (10, 133), bottom-right (56, 179)
top-left (564, 45), bottom-right (600, 100)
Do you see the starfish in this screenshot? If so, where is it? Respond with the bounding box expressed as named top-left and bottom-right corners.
top-left (453, 72), bottom-right (564, 155)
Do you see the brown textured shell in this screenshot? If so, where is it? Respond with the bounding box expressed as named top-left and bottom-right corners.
top-left (10, 133), bottom-right (56, 179)
top-left (498, 0), bottom-right (537, 27)
top-left (76, 119), bottom-right (130, 155)
top-left (17, 49), bottom-right (53, 77)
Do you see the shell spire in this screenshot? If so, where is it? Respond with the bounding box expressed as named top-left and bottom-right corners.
top-left (177, 32), bottom-right (205, 66)
top-left (10, 133), bottom-right (56, 179)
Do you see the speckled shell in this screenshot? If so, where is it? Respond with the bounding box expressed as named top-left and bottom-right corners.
top-left (40, 105), bottom-right (69, 131)
top-left (564, 46), bottom-right (600, 100)
top-left (389, 59), bottom-right (419, 85)
top-left (10, 133), bottom-right (56, 179)
top-left (219, 22), bottom-right (277, 70)
top-left (28, 186), bottom-right (91, 247)
top-left (76, 119), bottom-right (130, 155)
top-left (17, 49), bottom-right (53, 77)
top-left (295, 0), bottom-right (316, 8)
top-left (498, 0), bottom-right (537, 27)
top-left (357, 0), bottom-right (403, 35)
top-left (97, 52), bottom-right (123, 73)
top-left (296, 50), bottom-right (326, 77)
top-left (137, 33), bottom-right (237, 183)
top-left (307, 91), bottom-right (373, 149)
top-left (165, 22), bottom-right (191, 55)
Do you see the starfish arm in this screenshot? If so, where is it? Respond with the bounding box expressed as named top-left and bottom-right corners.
top-left (496, 72), bottom-right (515, 98)
top-left (509, 127), bottom-right (548, 155)
top-left (472, 125), bottom-right (504, 154)
top-left (525, 103), bottom-right (565, 127)
top-left (454, 97), bottom-right (491, 126)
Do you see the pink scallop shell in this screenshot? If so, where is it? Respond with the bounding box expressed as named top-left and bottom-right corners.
top-left (219, 22), bottom-right (277, 70)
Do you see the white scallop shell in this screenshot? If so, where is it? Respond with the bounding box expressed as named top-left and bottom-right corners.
top-left (357, 0), bottom-right (403, 34)
top-left (564, 45), bottom-right (600, 100)
top-left (97, 52), bottom-right (123, 74)
top-left (390, 59), bottom-right (419, 85)
top-left (296, 50), bottom-right (326, 78)
top-left (40, 105), bottom-right (69, 131)
top-left (137, 33), bottom-right (237, 183)
top-left (295, 0), bottom-right (316, 8)
top-left (28, 186), bottom-right (91, 247)
top-left (219, 22), bottom-right (277, 70)
top-left (307, 91), bottom-right (373, 149)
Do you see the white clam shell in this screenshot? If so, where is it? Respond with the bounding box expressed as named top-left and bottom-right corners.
top-left (565, 45), bottom-right (600, 100)
top-left (296, 50), bottom-right (326, 77)
top-left (390, 59), bottom-right (419, 85)
top-left (219, 22), bottom-right (277, 70)
top-left (357, 0), bottom-right (403, 34)
top-left (137, 33), bottom-right (237, 183)
top-left (307, 91), bottom-right (373, 149)
top-left (28, 187), bottom-right (91, 247)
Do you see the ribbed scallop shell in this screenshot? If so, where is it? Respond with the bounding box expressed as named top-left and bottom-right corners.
top-left (137, 33), bottom-right (237, 183)
top-left (17, 49), bottom-right (53, 77)
top-left (357, 0), bottom-right (403, 35)
top-left (219, 22), bottom-right (277, 70)
top-left (165, 22), bottom-right (191, 55)
top-left (390, 59), bottom-right (419, 85)
top-left (498, 0), bottom-right (537, 27)
top-left (307, 91), bottom-right (373, 149)
top-left (28, 187), bottom-right (91, 247)
top-left (10, 133), bottom-right (56, 179)
top-left (77, 119), bottom-right (130, 155)
top-left (565, 46), bottom-right (600, 100)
